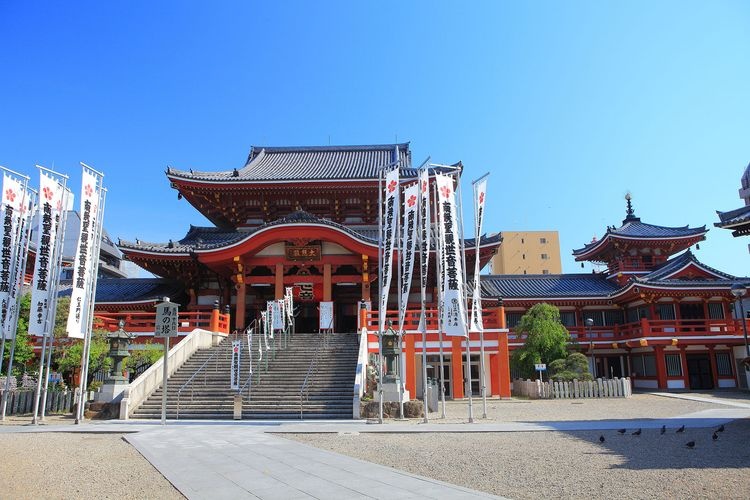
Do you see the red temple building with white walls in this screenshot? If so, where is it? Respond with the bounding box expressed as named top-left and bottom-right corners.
top-left (83, 143), bottom-right (749, 411)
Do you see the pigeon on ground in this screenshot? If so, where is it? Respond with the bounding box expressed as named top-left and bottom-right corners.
top-left (712, 432), bottom-right (718, 441)
top-left (617, 428), bottom-right (626, 435)
top-left (686, 440), bottom-right (695, 449)
top-left (717, 424), bottom-right (725, 433)
top-left (632, 429), bottom-right (642, 436)
top-left (676, 425), bottom-right (685, 433)
top-left (599, 435), bottom-right (605, 443)
top-left (660, 425), bottom-right (666, 435)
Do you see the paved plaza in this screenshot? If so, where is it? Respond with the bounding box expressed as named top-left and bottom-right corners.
top-left (0, 392), bottom-right (748, 499)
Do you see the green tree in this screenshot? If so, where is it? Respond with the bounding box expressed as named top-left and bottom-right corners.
top-left (125, 343), bottom-right (164, 372)
top-left (54, 329), bottom-right (111, 387)
top-left (2, 293), bottom-right (35, 376)
top-left (549, 352), bottom-right (593, 382)
top-left (511, 303), bottom-right (570, 379)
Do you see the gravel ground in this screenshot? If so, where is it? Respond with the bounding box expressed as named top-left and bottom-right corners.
top-left (383, 392), bottom-right (725, 424)
top-left (0, 433), bottom-right (184, 500)
top-left (287, 419), bottom-right (750, 499)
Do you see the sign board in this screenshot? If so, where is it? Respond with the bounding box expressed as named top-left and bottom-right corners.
top-left (154, 300), bottom-right (179, 338)
top-left (230, 340), bottom-right (241, 390)
top-left (285, 244), bottom-right (321, 261)
top-left (319, 301), bottom-right (334, 330)
top-left (534, 364), bottom-right (547, 371)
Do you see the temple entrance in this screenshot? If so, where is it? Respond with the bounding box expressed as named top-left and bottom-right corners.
top-left (332, 283), bottom-right (360, 333)
top-left (296, 302), bottom-right (318, 332)
top-left (686, 354), bottom-right (714, 390)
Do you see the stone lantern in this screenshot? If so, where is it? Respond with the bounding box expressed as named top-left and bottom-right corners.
top-left (381, 321), bottom-right (401, 384)
top-left (97, 319), bottom-right (135, 402)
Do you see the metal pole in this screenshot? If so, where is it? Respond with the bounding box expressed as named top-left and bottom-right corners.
top-left (418, 169), bottom-right (428, 424)
top-left (76, 181), bottom-right (107, 424)
top-left (471, 174), bottom-right (488, 419)
top-left (161, 336), bottom-right (169, 425)
top-left (41, 182), bottom-right (70, 421)
top-left (31, 334), bottom-right (49, 424)
top-left (431, 173), bottom-right (447, 418)
top-left (454, 170), bottom-right (473, 423)
top-left (377, 164), bottom-right (384, 424)
top-left (1, 181), bottom-right (34, 420)
top-left (396, 170), bottom-right (404, 420)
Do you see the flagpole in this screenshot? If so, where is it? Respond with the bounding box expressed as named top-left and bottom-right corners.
top-left (377, 163), bottom-right (384, 424)
top-left (431, 173), bottom-right (447, 418)
top-left (41, 186), bottom-right (70, 421)
top-left (75, 173), bottom-right (106, 424)
top-left (454, 169), bottom-right (474, 423)
top-left (1, 183), bottom-right (35, 420)
top-left (472, 173), bottom-right (490, 419)
top-left (418, 166), bottom-right (429, 424)
top-left (0, 167), bottom-right (30, 405)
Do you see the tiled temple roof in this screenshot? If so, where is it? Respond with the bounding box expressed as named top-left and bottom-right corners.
top-left (715, 205), bottom-right (750, 230)
top-left (59, 278), bottom-right (185, 304)
top-left (166, 144), bottom-right (417, 182)
top-left (119, 210), bottom-right (502, 255)
top-left (642, 250), bottom-right (734, 281)
top-left (479, 274), bottom-right (620, 299)
top-left (572, 220), bottom-right (707, 256)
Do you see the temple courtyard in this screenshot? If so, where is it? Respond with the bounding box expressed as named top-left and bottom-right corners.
top-left (0, 392), bottom-right (748, 499)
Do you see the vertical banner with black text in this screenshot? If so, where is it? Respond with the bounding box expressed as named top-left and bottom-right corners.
top-left (435, 173), bottom-right (467, 337)
top-left (379, 166), bottom-right (399, 329)
top-left (417, 168), bottom-right (430, 333)
top-left (398, 182), bottom-right (419, 332)
top-left (470, 175), bottom-right (488, 333)
top-left (0, 173), bottom-right (24, 338)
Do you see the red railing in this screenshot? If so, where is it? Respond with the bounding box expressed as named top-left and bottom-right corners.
top-left (94, 310), bottom-right (231, 335)
top-left (365, 308), bottom-right (501, 332)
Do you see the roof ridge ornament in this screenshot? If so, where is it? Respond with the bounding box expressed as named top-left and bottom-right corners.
top-left (623, 192), bottom-right (640, 224)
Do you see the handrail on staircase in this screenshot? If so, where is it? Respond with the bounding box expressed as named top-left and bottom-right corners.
top-left (299, 333), bottom-right (324, 420)
top-left (175, 336), bottom-right (232, 420)
top-left (239, 319), bottom-right (259, 399)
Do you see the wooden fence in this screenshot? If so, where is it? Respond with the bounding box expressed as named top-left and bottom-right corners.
top-left (0, 389), bottom-right (95, 416)
top-left (512, 377), bottom-right (632, 399)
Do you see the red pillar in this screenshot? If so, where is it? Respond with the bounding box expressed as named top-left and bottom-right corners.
top-left (708, 346), bottom-right (719, 389)
top-left (654, 345), bottom-right (668, 389)
top-left (451, 336), bottom-right (464, 399)
top-left (405, 334), bottom-right (416, 396)
top-left (497, 332), bottom-right (511, 398)
top-left (680, 348), bottom-right (689, 388)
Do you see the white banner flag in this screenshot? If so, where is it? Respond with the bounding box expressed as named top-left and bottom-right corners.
top-left (398, 183), bottom-right (419, 332)
top-left (470, 176), bottom-right (488, 333)
top-left (435, 173), bottom-right (467, 337)
top-left (3, 186), bottom-right (32, 340)
top-left (417, 168), bottom-right (431, 333)
top-left (379, 166), bottom-right (399, 330)
top-left (66, 169), bottom-right (100, 339)
top-left (29, 173), bottom-right (65, 337)
top-left (0, 173), bottom-right (24, 336)
top-left (319, 301), bottom-right (334, 330)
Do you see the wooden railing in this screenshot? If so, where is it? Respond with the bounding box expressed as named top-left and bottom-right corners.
top-left (511, 318), bottom-right (750, 344)
top-left (93, 310), bottom-right (231, 335)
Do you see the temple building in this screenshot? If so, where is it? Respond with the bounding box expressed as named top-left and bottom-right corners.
top-left (87, 143), bottom-right (749, 406)
top-left (486, 194), bottom-right (749, 390)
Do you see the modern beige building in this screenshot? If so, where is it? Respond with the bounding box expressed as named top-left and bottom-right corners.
top-left (489, 231), bottom-right (561, 275)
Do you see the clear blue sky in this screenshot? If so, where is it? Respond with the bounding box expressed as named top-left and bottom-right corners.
top-left (1, 1), bottom-right (749, 276)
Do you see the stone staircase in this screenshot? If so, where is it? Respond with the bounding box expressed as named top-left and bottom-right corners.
top-left (130, 331), bottom-right (358, 420)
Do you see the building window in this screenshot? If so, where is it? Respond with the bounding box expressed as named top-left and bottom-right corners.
top-left (506, 312), bottom-right (524, 328)
top-left (559, 311), bottom-right (576, 327)
top-left (715, 352), bottom-right (733, 377)
top-left (707, 302), bottom-right (725, 320)
top-left (603, 309), bottom-right (625, 325)
top-left (522, 254), bottom-right (526, 260)
top-left (542, 269), bottom-right (549, 275)
top-left (665, 354), bottom-right (682, 377)
top-left (540, 237), bottom-right (547, 244)
top-left (632, 354), bottom-right (657, 377)
top-left (521, 238), bottom-right (524, 244)
top-left (657, 303), bottom-right (676, 320)
top-left (541, 253), bottom-right (549, 260)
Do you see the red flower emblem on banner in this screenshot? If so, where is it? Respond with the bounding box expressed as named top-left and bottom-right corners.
top-left (479, 192), bottom-right (485, 204)
top-left (4, 189), bottom-right (15, 203)
top-left (440, 185), bottom-right (451, 198)
top-left (407, 195), bottom-right (417, 207)
top-left (387, 180), bottom-right (397, 193)
top-left (84, 184), bottom-right (93, 197)
top-left (43, 186), bottom-right (54, 201)
top-left (56, 199), bottom-right (63, 211)
top-left (421, 180), bottom-right (428, 193)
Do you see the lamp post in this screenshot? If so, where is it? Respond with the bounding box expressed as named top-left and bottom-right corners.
top-left (585, 317), bottom-right (595, 378)
top-left (731, 284), bottom-right (750, 359)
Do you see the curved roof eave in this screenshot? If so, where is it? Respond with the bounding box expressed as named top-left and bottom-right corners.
top-left (572, 231), bottom-right (707, 260)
